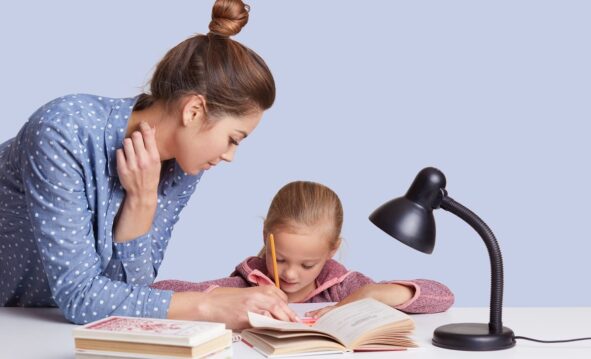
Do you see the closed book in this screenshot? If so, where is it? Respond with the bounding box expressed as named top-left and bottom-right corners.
top-left (73, 316), bottom-right (231, 358)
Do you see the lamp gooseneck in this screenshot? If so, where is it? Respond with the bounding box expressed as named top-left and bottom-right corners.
top-left (440, 195), bottom-right (504, 334)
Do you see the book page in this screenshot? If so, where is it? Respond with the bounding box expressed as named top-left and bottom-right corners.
top-left (312, 298), bottom-right (411, 347)
top-left (247, 312), bottom-right (322, 332)
top-left (247, 299), bottom-right (412, 349)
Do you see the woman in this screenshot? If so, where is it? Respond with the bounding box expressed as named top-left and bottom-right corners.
top-left (0, 0), bottom-right (297, 329)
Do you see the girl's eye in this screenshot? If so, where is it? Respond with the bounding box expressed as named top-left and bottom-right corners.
top-left (302, 264), bottom-right (315, 270)
top-left (276, 259), bottom-right (285, 263)
top-left (229, 137), bottom-right (239, 146)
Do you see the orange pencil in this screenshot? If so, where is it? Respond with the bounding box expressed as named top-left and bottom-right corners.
top-left (269, 233), bottom-right (280, 288)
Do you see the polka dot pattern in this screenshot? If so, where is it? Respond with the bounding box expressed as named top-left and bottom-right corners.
top-left (0, 94), bottom-right (202, 324)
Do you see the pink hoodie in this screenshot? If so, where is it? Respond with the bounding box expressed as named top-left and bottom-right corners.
top-left (151, 256), bottom-right (454, 314)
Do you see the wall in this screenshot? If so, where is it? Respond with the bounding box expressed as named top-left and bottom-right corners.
top-left (1, 1), bottom-right (589, 306)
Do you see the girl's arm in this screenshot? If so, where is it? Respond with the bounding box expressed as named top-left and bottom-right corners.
top-left (379, 279), bottom-right (455, 313)
top-left (310, 272), bottom-right (454, 317)
top-left (331, 279), bottom-right (454, 313)
top-left (336, 282), bottom-right (415, 308)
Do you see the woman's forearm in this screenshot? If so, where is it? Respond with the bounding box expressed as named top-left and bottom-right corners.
top-left (114, 194), bottom-right (158, 242)
top-left (168, 292), bottom-right (205, 320)
top-left (166, 287), bottom-right (299, 330)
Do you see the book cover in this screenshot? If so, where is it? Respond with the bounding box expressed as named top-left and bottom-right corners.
top-left (73, 316), bottom-right (227, 347)
top-left (74, 346), bottom-right (233, 359)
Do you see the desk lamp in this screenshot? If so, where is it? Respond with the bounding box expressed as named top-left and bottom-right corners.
top-left (369, 167), bottom-right (515, 351)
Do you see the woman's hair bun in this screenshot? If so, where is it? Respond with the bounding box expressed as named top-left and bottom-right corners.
top-left (209, 0), bottom-right (250, 37)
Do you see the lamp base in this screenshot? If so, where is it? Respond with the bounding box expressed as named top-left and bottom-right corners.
top-left (432, 323), bottom-right (515, 351)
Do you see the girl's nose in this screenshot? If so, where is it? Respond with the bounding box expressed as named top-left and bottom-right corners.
top-left (282, 267), bottom-right (297, 281)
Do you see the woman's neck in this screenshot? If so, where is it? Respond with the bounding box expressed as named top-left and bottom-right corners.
top-left (127, 102), bottom-right (176, 161)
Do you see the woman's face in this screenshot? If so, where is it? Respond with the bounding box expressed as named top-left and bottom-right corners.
top-left (174, 109), bottom-right (263, 175)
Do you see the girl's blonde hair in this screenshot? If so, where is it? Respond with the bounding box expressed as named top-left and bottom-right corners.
top-left (258, 181), bottom-right (343, 256)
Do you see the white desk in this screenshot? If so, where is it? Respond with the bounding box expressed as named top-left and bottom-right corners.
top-left (1, 307), bottom-right (590, 358)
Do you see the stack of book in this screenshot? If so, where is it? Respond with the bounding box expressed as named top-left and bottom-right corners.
top-left (72, 316), bottom-right (232, 359)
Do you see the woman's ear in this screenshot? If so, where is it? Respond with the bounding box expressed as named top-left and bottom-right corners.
top-left (181, 94), bottom-right (207, 128)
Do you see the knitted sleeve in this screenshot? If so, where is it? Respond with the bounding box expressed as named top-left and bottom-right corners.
top-left (150, 276), bottom-right (250, 293)
top-left (334, 273), bottom-right (454, 313)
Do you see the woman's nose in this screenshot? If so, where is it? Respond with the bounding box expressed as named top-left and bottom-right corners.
top-left (221, 146), bottom-right (237, 162)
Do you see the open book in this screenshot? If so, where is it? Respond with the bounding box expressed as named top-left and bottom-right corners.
top-left (241, 298), bottom-right (416, 357)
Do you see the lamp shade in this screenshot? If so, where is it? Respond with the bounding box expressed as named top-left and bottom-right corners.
top-left (369, 197), bottom-right (436, 254)
top-left (369, 167), bottom-right (446, 254)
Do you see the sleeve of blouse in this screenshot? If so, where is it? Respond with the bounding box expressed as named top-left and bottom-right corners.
top-left (20, 118), bottom-right (173, 324)
top-left (111, 173), bottom-right (201, 286)
top-left (109, 234), bottom-right (153, 286)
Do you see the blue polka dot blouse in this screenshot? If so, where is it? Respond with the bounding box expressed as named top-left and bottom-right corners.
top-left (0, 94), bottom-right (202, 324)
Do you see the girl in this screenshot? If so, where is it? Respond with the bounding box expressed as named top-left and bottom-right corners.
top-left (0, 0), bottom-right (298, 329)
top-left (152, 181), bottom-right (454, 317)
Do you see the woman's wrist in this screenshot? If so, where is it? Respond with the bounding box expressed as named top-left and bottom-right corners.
top-left (124, 192), bottom-right (158, 210)
top-left (113, 193), bottom-right (158, 243)
top-left (168, 291), bottom-right (207, 321)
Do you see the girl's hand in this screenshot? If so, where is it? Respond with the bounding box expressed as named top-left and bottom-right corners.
top-left (305, 286), bottom-right (372, 319)
top-left (196, 286), bottom-right (301, 330)
top-left (304, 304), bottom-right (337, 319)
top-left (116, 121), bottom-right (161, 199)
top-left (305, 283), bottom-right (414, 319)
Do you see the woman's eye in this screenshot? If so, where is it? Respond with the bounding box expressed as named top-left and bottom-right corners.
top-left (229, 137), bottom-right (239, 146)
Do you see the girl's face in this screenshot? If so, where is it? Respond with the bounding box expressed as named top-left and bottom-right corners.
top-left (173, 105), bottom-right (262, 175)
top-left (265, 226), bottom-right (337, 302)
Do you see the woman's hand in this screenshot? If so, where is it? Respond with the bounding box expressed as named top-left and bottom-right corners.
top-left (169, 286), bottom-right (300, 330)
top-left (305, 283), bottom-right (414, 319)
top-left (114, 122), bottom-right (161, 242)
top-left (116, 121), bottom-right (161, 198)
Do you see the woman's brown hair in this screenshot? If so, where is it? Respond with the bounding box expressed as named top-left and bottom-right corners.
top-left (134, 0), bottom-right (275, 117)
top-left (259, 181), bottom-right (344, 256)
